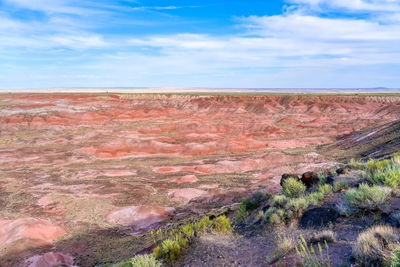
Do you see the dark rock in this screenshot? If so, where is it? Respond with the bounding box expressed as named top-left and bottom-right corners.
top-left (348, 255), bottom-right (356, 265)
top-left (280, 173), bottom-right (299, 186)
top-left (336, 167), bottom-right (350, 175)
top-left (321, 171), bottom-right (335, 185)
top-left (382, 212), bottom-right (400, 227)
top-left (261, 205), bottom-right (270, 213)
top-left (300, 206), bottom-right (339, 228)
top-left (301, 172), bottom-right (319, 187)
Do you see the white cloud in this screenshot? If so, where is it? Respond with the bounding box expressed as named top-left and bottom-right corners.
top-left (3, 0), bottom-right (93, 15)
top-left (289, 0), bottom-right (400, 12)
top-left (1, 0), bottom-right (400, 88)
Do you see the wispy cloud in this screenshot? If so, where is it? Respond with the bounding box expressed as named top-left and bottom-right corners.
top-left (289, 0), bottom-right (400, 12)
top-left (131, 6), bottom-right (183, 11)
top-left (0, 0), bottom-right (399, 88)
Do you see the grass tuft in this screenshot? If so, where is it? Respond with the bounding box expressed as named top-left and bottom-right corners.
top-left (354, 225), bottom-right (399, 266)
top-left (349, 158), bottom-right (365, 170)
top-left (309, 230), bottom-right (337, 244)
top-left (318, 184), bottom-right (333, 195)
top-left (114, 254), bottom-right (162, 267)
top-left (296, 234), bottom-right (331, 267)
top-left (333, 179), bottom-right (348, 192)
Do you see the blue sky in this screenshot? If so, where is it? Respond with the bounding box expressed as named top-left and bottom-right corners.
top-left (1, 0), bottom-right (400, 89)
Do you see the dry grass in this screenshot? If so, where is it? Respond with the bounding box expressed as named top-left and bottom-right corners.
top-left (266, 228), bottom-right (297, 264)
top-left (309, 230), bottom-right (337, 244)
top-left (353, 225), bottom-right (399, 266)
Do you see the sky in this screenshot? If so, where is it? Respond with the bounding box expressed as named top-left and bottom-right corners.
top-left (0, 0), bottom-right (400, 89)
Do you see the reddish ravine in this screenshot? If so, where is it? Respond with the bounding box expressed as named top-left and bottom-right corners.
top-left (0, 93), bottom-right (400, 265)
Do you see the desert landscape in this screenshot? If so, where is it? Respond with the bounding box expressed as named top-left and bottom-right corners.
top-left (1, 92), bottom-right (400, 266)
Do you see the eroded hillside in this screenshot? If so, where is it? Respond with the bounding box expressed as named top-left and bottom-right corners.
top-left (0, 93), bottom-right (400, 266)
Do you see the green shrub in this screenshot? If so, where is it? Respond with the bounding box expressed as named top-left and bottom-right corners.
top-left (286, 198), bottom-right (309, 217)
top-left (318, 173), bottom-right (327, 185)
top-left (366, 158), bottom-right (392, 175)
top-left (211, 215), bottom-right (233, 233)
top-left (264, 207), bottom-right (284, 225)
top-left (269, 212), bottom-right (282, 225)
top-left (252, 190), bottom-right (269, 204)
top-left (296, 235), bottom-right (331, 267)
top-left (193, 216), bottom-right (210, 232)
top-left (235, 201), bottom-right (249, 223)
top-left (116, 255), bottom-right (162, 267)
top-left (318, 184), bottom-right (333, 195)
top-left (235, 194), bottom-right (265, 223)
top-left (306, 192), bottom-right (324, 205)
top-left (153, 238), bottom-right (188, 262)
top-left (375, 165), bottom-right (400, 188)
top-left (272, 195), bottom-right (288, 207)
top-left (354, 225), bottom-right (399, 266)
top-left (344, 184), bottom-right (392, 211)
top-left (333, 179), bottom-right (348, 192)
top-left (364, 158), bottom-right (394, 185)
top-left (179, 223), bottom-right (195, 238)
top-left (282, 178), bottom-right (306, 198)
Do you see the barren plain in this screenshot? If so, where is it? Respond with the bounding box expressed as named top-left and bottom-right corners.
top-left (1, 93), bottom-right (400, 266)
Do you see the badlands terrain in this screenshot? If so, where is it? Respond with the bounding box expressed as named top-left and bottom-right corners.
top-left (1, 93), bottom-right (400, 266)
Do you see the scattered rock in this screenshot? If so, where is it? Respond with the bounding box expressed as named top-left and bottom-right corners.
top-left (336, 167), bottom-right (350, 175)
top-left (301, 172), bottom-right (319, 187)
top-left (106, 206), bottom-right (175, 228)
top-left (280, 173), bottom-right (299, 186)
top-left (300, 207), bottom-right (339, 228)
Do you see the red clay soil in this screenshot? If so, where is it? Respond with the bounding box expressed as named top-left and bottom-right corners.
top-left (1, 93), bottom-right (400, 264)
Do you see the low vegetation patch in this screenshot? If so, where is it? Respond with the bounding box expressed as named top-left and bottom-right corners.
top-left (366, 158), bottom-right (393, 175)
top-left (265, 181), bottom-right (334, 224)
top-left (296, 235), bottom-right (331, 267)
top-left (305, 192), bottom-right (324, 205)
top-left (344, 184), bottom-right (392, 211)
top-left (151, 215), bottom-right (233, 263)
top-left (374, 165), bottom-right (400, 188)
top-left (353, 225), bottom-right (400, 266)
top-left (318, 184), bottom-right (333, 195)
top-left (282, 178), bottom-right (306, 198)
top-left (333, 179), bottom-right (348, 192)
top-left (349, 158), bottom-right (365, 170)
top-left (235, 191), bottom-right (270, 223)
top-left (265, 195), bottom-right (309, 225)
top-left (267, 232), bottom-right (296, 264)
top-left (114, 254), bottom-right (162, 267)
top-left (364, 157), bottom-right (400, 188)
